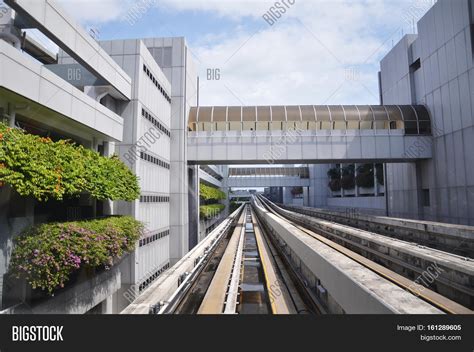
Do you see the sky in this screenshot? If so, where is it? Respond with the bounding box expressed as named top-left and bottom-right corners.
top-left (55, 0), bottom-right (435, 106)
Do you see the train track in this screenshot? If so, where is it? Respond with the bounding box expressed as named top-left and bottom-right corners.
top-left (174, 204), bottom-right (317, 315)
top-left (256, 195), bottom-right (473, 315)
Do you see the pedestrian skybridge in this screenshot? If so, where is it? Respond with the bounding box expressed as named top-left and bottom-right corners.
top-left (187, 105), bottom-right (433, 165)
top-left (226, 166), bottom-right (310, 188)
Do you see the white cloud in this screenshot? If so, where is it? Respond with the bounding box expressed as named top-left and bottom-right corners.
top-left (56, 0), bottom-right (433, 105)
top-left (189, 0), bottom-right (427, 105)
top-left (56, 0), bottom-right (132, 23)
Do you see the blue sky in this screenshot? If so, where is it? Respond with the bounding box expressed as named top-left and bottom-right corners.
top-left (57, 0), bottom-right (434, 106)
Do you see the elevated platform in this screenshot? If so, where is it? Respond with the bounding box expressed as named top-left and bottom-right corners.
top-left (188, 105), bottom-right (433, 165)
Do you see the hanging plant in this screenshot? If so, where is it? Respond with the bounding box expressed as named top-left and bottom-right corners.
top-left (0, 123), bottom-right (140, 202)
top-left (199, 183), bottom-right (226, 201)
top-left (356, 164), bottom-right (375, 188)
top-left (10, 216), bottom-right (143, 294)
top-left (329, 178), bottom-right (341, 192)
top-left (341, 165), bottom-right (355, 190)
top-left (327, 167), bottom-right (341, 180)
top-left (291, 187), bottom-right (303, 196)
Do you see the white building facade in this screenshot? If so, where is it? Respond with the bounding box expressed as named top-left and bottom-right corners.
top-left (380, 0), bottom-right (474, 225)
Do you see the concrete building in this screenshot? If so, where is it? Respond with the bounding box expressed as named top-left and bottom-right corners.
top-left (0, 0), bottom-right (229, 313)
top-left (197, 165), bottom-right (226, 245)
top-left (1, 0), bottom-right (473, 315)
top-left (0, 0), bottom-right (132, 313)
top-left (380, 0), bottom-right (474, 225)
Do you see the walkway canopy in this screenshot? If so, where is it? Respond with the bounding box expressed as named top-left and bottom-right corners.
top-left (229, 167), bottom-right (309, 178)
top-left (188, 105), bottom-right (431, 135)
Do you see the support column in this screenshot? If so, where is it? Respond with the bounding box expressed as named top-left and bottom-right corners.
top-left (415, 161), bottom-right (424, 220)
top-left (8, 108), bottom-right (15, 128)
top-left (222, 166), bottom-right (230, 215)
top-left (188, 165), bottom-right (199, 250)
top-left (303, 187), bottom-right (309, 206)
top-left (283, 187), bottom-right (293, 205)
top-left (373, 163), bottom-right (379, 197)
top-left (101, 295), bottom-right (114, 314)
top-left (309, 164), bottom-right (329, 208)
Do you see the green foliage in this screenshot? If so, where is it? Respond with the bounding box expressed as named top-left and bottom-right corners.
top-left (229, 201), bottom-right (240, 214)
top-left (199, 183), bottom-right (226, 201)
top-left (341, 165), bottom-right (355, 190)
top-left (328, 166), bottom-right (342, 191)
top-left (10, 216), bottom-right (143, 294)
top-left (356, 164), bottom-right (375, 188)
top-left (329, 179), bottom-right (341, 192)
top-left (0, 123), bottom-right (140, 202)
top-left (291, 187), bottom-right (303, 196)
top-left (327, 167), bottom-right (341, 180)
top-left (200, 204), bottom-right (225, 219)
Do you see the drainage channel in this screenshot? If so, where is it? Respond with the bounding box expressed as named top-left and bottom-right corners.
top-left (236, 211), bottom-right (272, 314)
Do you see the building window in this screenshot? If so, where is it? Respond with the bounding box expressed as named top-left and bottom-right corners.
top-left (143, 63), bottom-right (172, 103)
top-left (140, 195), bottom-right (170, 203)
top-left (140, 151), bottom-right (170, 169)
top-left (139, 229), bottom-right (170, 247)
top-left (141, 108), bottom-right (171, 137)
top-left (410, 58), bottom-right (421, 73)
top-left (422, 189), bottom-right (430, 207)
top-left (138, 262), bottom-right (170, 292)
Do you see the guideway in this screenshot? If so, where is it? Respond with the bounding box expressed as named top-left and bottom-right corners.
top-left (255, 195), bottom-right (474, 314)
top-left (124, 197), bottom-right (473, 314)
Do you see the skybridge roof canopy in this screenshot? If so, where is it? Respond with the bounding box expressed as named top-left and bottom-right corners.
top-left (188, 105), bottom-right (431, 134)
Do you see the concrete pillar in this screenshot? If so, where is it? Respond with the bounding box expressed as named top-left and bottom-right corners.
top-left (222, 166), bottom-right (230, 215)
top-left (303, 187), bottom-right (309, 206)
top-left (415, 161), bottom-right (424, 220)
top-left (355, 163), bottom-right (360, 197)
top-left (101, 295), bottom-right (114, 314)
top-left (283, 187), bottom-right (293, 205)
top-left (309, 164), bottom-right (329, 208)
top-left (103, 141), bottom-right (113, 216)
top-left (8, 110), bottom-right (15, 128)
top-left (187, 165), bottom-right (199, 250)
top-left (373, 163), bottom-right (379, 197)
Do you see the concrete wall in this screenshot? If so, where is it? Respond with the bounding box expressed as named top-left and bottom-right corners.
top-left (142, 37), bottom-right (198, 264)
top-left (327, 197), bottom-right (386, 216)
top-left (100, 39), bottom-right (172, 311)
top-left (309, 164), bottom-right (330, 207)
top-left (380, 0), bottom-right (474, 225)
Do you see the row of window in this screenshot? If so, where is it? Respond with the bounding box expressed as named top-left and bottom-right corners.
top-left (140, 195), bottom-right (170, 203)
top-left (143, 64), bottom-right (171, 103)
top-left (139, 262), bottom-right (170, 293)
top-left (140, 152), bottom-right (170, 169)
top-left (189, 121), bottom-right (431, 135)
top-left (142, 108), bottom-right (171, 137)
top-left (139, 229), bottom-right (170, 247)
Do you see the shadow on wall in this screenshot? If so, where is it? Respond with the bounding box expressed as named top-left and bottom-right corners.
top-left (0, 186), bottom-right (35, 308)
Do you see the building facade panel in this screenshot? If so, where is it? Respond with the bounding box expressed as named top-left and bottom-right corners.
top-left (380, 0), bottom-right (474, 224)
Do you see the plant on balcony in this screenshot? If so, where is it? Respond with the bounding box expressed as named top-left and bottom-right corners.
top-left (327, 167), bottom-right (342, 192)
top-left (0, 123), bottom-right (140, 202)
top-left (328, 179), bottom-right (341, 192)
top-left (200, 204), bottom-right (225, 220)
top-left (229, 201), bottom-right (240, 214)
top-left (375, 163), bottom-right (384, 186)
top-left (341, 165), bottom-right (355, 190)
top-left (356, 164), bottom-right (375, 188)
top-left (291, 187), bottom-right (303, 196)
top-left (199, 183), bottom-right (226, 201)
top-left (327, 167), bottom-right (341, 180)
top-left (10, 216), bottom-right (143, 294)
